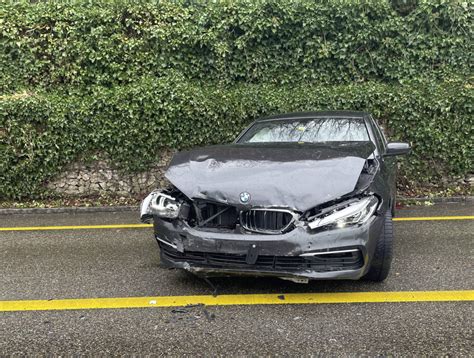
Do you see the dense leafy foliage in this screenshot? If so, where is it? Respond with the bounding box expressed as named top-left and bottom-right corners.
top-left (0, 1), bottom-right (472, 198)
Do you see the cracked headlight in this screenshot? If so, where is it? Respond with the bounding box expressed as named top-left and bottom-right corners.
top-left (140, 190), bottom-right (181, 222)
top-left (308, 196), bottom-right (379, 230)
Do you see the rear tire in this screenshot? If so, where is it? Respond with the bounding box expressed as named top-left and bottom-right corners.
top-left (364, 211), bottom-right (394, 282)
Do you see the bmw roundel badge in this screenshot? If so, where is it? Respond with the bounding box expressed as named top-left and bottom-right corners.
top-left (239, 191), bottom-right (251, 204)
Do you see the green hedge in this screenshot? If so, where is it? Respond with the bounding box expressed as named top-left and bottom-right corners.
top-left (1, 75), bottom-right (472, 199)
top-left (1, 1), bottom-right (472, 91)
top-left (0, 1), bottom-right (473, 199)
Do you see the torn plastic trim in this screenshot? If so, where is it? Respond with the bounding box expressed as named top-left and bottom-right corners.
top-left (164, 260), bottom-right (368, 281)
top-left (279, 277), bottom-right (309, 284)
top-left (156, 236), bottom-right (178, 250)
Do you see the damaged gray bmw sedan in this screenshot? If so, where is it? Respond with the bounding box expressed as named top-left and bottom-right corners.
top-left (140, 111), bottom-right (410, 283)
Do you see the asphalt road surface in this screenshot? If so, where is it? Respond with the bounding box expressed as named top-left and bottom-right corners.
top-left (1, 202), bottom-right (473, 356)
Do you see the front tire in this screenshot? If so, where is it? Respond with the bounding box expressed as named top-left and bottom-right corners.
top-left (364, 211), bottom-right (394, 282)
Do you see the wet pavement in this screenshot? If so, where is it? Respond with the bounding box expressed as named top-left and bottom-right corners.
top-left (1, 202), bottom-right (473, 355)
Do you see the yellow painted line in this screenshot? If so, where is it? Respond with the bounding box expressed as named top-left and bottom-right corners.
top-left (1, 290), bottom-right (472, 312)
top-left (0, 224), bottom-right (153, 231)
top-left (0, 216), bottom-right (473, 231)
top-left (393, 216), bottom-right (474, 221)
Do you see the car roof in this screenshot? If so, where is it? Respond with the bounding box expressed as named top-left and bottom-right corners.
top-left (256, 110), bottom-right (370, 122)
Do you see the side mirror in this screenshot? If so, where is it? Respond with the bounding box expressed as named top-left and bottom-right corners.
top-left (384, 142), bottom-right (411, 156)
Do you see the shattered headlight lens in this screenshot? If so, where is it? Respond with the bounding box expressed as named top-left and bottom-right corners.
top-left (308, 196), bottom-right (379, 230)
top-left (140, 190), bottom-right (181, 222)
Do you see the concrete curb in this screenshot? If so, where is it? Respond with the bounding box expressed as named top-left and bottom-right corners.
top-left (397, 196), bottom-right (473, 203)
top-left (0, 196), bottom-right (472, 215)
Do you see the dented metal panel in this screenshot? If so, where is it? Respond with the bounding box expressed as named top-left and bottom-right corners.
top-left (165, 142), bottom-right (375, 212)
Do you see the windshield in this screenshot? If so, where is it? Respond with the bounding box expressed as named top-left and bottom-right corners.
top-left (238, 117), bottom-right (370, 143)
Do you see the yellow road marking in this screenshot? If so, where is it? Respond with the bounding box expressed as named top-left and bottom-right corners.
top-left (393, 216), bottom-right (474, 221)
top-left (0, 216), bottom-right (473, 231)
top-left (0, 224), bottom-right (153, 231)
top-left (1, 290), bottom-right (472, 312)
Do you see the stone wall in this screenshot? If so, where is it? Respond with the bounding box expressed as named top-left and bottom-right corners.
top-left (43, 149), bottom-right (474, 198)
top-left (46, 150), bottom-right (175, 197)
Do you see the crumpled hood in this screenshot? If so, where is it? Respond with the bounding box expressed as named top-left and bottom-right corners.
top-left (165, 142), bottom-right (375, 212)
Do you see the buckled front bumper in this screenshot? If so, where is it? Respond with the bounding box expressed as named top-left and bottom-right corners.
top-left (153, 215), bottom-right (384, 281)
